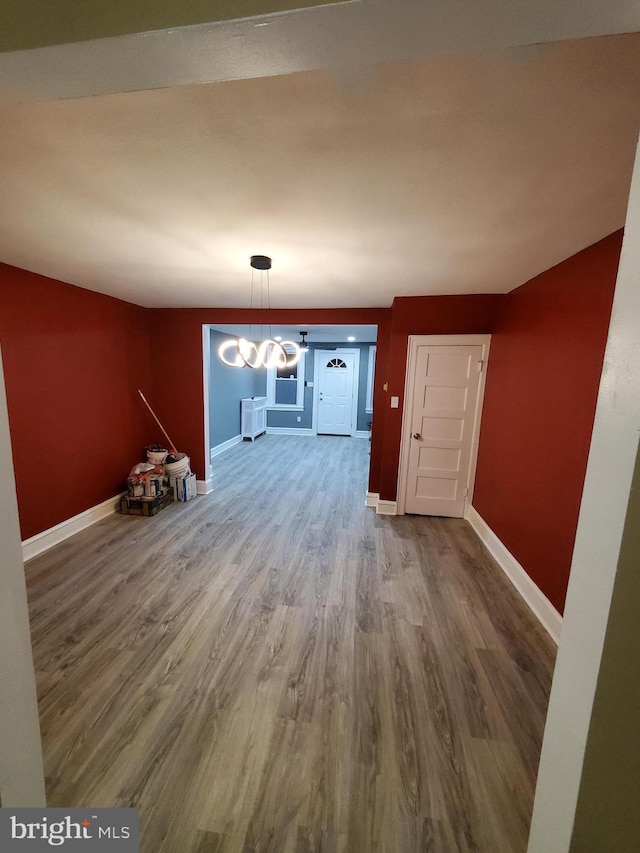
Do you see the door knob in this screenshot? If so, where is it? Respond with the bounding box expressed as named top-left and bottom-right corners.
top-left (413, 432), bottom-right (423, 440)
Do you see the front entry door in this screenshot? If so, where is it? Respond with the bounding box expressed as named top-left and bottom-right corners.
top-left (316, 351), bottom-right (356, 436)
top-left (404, 343), bottom-right (484, 517)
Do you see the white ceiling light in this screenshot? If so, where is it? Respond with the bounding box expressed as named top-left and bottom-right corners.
top-left (218, 256), bottom-right (301, 369)
top-left (347, 335), bottom-right (356, 341)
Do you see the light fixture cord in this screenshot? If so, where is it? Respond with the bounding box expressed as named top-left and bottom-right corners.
top-left (250, 267), bottom-right (256, 342)
top-left (260, 269), bottom-right (265, 340)
top-left (267, 268), bottom-right (272, 341)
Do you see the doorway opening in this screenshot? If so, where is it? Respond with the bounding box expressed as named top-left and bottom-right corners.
top-left (203, 324), bottom-right (378, 494)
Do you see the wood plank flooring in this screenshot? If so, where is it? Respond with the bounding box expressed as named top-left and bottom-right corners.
top-left (25, 435), bottom-right (556, 852)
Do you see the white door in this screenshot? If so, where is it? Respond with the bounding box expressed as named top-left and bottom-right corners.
top-left (404, 343), bottom-right (484, 517)
top-left (316, 351), bottom-right (357, 436)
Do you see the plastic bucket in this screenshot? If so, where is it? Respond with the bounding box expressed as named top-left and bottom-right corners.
top-left (164, 453), bottom-right (190, 479)
top-left (146, 446), bottom-right (168, 465)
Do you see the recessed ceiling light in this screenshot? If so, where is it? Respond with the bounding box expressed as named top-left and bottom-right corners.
top-left (274, 335), bottom-right (282, 342)
top-left (347, 336), bottom-right (356, 342)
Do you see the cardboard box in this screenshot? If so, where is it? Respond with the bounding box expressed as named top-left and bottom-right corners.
top-left (174, 473), bottom-right (197, 502)
top-left (120, 490), bottom-right (173, 517)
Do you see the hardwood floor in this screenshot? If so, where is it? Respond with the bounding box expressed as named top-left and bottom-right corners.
top-left (25, 435), bottom-right (556, 852)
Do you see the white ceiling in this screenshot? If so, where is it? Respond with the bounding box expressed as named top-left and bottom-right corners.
top-left (0, 2), bottom-right (639, 308)
top-left (211, 324), bottom-right (377, 343)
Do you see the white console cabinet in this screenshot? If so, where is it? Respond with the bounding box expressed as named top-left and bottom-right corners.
top-left (241, 396), bottom-right (267, 441)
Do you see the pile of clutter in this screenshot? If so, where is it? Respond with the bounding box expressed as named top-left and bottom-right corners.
top-left (120, 445), bottom-right (197, 516)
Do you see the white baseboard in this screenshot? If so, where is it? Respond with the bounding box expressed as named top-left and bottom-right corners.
top-left (376, 500), bottom-right (398, 516)
top-left (266, 427), bottom-right (315, 436)
top-left (465, 505), bottom-right (562, 644)
top-left (197, 477), bottom-right (214, 496)
top-left (266, 427), bottom-right (369, 439)
top-left (22, 493), bottom-right (124, 562)
top-left (210, 434), bottom-right (242, 461)
top-left (366, 492), bottom-right (398, 515)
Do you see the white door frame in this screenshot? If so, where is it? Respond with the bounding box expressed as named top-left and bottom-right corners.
top-left (202, 324), bottom-right (211, 483)
top-left (0, 345), bottom-right (46, 806)
top-left (312, 348), bottom-right (361, 437)
top-left (397, 334), bottom-right (491, 516)
top-left (200, 324), bottom-right (215, 495)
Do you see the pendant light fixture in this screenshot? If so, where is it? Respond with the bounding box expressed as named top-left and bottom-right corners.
top-left (298, 331), bottom-right (309, 352)
top-left (218, 256), bottom-right (302, 369)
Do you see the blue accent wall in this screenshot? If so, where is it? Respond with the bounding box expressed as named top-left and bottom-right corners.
top-left (356, 345), bottom-right (374, 432)
top-left (266, 342), bottom-right (375, 431)
top-left (209, 329), bottom-right (266, 447)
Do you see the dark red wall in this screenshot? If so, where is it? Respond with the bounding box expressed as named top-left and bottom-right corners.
top-left (134, 299), bottom-right (503, 501)
top-left (375, 295), bottom-right (503, 500)
top-left (1, 229), bottom-right (621, 600)
top-left (149, 307), bottom-right (391, 485)
top-left (473, 232), bottom-right (622, 613)
top-left (0, 264), bottom-right (154, 540)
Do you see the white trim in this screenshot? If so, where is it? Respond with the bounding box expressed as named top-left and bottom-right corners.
top-left (529, 133), bottom-right (640, 852)
top-left (465, 505), bottom-right (562, 644)
top-left (312, 348), bottom-right (360, 437)
top-left (365, 491), bottom-right (379, 508)
top-left (22, 493), bottom-right (124, 562)
top-left (266, 427), bottom-right (315, 436)
top-left (376, 499), bottom-right (398, 516)
top-left (399, 334), bottom-right (493, 347)
top-left (196, 477), bottom-right (214, 496)
top-left (397, 334), bottom-right (491, 517)
top-left (210, 434), bottom-right (242, 460)
top-left (266, 426), bottom-right (367, 439)
top-left (0, 344), bottom-right (46, 805)
top-left (202, 325), bottom-right (212, 486)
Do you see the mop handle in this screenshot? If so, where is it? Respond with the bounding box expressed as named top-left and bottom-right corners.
top-left (138, 390), bottom-right (177, 452)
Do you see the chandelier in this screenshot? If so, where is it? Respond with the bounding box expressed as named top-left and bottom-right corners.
top-left (218, 255), bottom-right (302, 369)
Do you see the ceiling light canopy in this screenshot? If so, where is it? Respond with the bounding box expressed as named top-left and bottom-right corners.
top-left (249, 254), bottom-right (271, 270)
top-left (218, 256), bottom-right (302, 369)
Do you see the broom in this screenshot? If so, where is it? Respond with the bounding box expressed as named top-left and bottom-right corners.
top-left (138, 390), bottom-right (178, 454)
